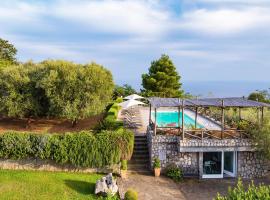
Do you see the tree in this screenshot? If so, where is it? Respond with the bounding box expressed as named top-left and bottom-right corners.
top-left (249, 120), bottom-right (270, 160)
top-left (0, 38), bottom-right (17, 64)
top-left (248, 90), bottom-right (269, 103)
top-left (113, 84), bottom-right (136, 99)
top-left (141, 54), bottom-right (184, 97)
top-left (0, 65), bottom-right (43, 126)
top-left (38, 60), bottom-right (114, 126)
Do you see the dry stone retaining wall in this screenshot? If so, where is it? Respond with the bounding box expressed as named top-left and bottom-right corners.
top-left (237, 152), bottom-right (269, 178)
top-left (0, 158), bottom-right (120, 174)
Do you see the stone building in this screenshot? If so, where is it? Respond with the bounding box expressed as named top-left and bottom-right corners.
top-left (147, 97), bottom-right (270, 179)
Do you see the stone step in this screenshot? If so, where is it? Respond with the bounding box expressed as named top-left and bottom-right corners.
top-left (132, 150), bottom-right (149, 155)
top-left (135, 135), bottom-right (147, 138)
top-left (134, 137), bottom-right (147, 142)
top-left (134, 144), bottom-right (148, 149)
top-left (131, 154), bottom-right (149, 159)
top-left (133, 147), bottom-right (148, 153)
top-left (134, 145), bottom-right (148, 149)
top-left (134, 140), bottom-right (147, 144)
top-left (129, 159), bottom-right (149, 165)
top-left (134, 141), bottom-right (148, 145)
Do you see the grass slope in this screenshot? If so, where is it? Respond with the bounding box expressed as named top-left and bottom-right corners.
top-left (0, 170), bottom-right (104, 200)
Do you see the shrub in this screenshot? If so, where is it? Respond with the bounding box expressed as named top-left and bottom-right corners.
top-left (0, 133), bottom-right (31, 159)
top-left (249, 120), bottom-right (270, 160)
top-left (121, 160), bottom-right (127, 170)
top-left (215, 178), bottom-right (270, 200)
top-left (124, 189), bottom-right (138, 200)
top-left (115, 97), bottom-right (123, 103)
top-left (0, 130), bottom-right (134, 168)
top-left (153, 157), bottom-right (161, 169)
top-left (166, 164), bottom-right (183, 182)
top-left (107, 103), bottom-right (121, 120)
top-left (96, 103), bottom-right (123, 131)
top-left (237, 120), bottom-right (252, 130)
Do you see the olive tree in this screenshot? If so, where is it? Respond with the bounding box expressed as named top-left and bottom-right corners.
top-left (0, 65), bottom-right (43, 126)
top-left (38, 60), bottom-right (114, 126)
top-left (0, 38), bottom-right (17, 69)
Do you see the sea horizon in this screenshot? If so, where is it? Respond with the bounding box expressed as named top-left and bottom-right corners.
top-left (118, 80), bottom-right (270, 98)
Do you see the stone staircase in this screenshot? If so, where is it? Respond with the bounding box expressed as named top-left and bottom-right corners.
top-left (128, 135), bottom-right (150, 174)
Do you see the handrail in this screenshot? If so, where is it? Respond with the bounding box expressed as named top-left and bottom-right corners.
top-left (153, 126), bottom-right (249, 140)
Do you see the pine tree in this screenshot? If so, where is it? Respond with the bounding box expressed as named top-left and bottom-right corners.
top-left (141, 54), bottom-right (184, 97)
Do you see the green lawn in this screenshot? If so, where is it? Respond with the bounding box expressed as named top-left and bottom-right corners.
top-left (0, 170), bottom-right (109, 200)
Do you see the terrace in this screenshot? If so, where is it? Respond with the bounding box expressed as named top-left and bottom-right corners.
top-left (148, 97), bottom-right (270, 140)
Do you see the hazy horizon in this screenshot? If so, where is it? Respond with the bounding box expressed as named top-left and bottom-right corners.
top-left (119, 80), bottom-right (270, 98)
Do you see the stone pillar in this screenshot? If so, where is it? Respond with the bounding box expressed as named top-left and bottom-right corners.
top-left (199, 152), bottom-right (204, 179)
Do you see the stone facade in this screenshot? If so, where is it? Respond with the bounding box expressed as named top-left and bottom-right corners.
top-left (147, 127), bottom-right (269, 178)
top-left (0, 158), bottom-right (120, 174)
top-left (147, 130), bottom-right (199, 175)
top-left (179, 138), bottom-right (255, 152)
top-left (237, 152), bottom-right (269, 178)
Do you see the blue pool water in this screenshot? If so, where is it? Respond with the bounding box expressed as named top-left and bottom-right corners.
top-left (152, 111), bottom-right (204, 128)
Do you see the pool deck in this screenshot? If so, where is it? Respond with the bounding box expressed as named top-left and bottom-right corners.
top-left (137, 106), bottom-right (221, 134)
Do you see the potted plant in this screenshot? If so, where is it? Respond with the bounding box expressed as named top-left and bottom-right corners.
top-left (153, 157), bottom-right (161, 177)
top-left (121, 160), bottom-right (128, 179)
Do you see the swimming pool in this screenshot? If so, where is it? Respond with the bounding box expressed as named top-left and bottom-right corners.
top-left (151, 111), bottom-right (204, 128)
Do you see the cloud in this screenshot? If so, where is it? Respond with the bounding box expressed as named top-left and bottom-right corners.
top-left (1, 0), bottom-right (270, 38)
top-left (1, 0), bottom-right (270, 87)
top-left (179, 7), bottom-right (270, 35)
top-left (52, 0), bottom-right (170, 36)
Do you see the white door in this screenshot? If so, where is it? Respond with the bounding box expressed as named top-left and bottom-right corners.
top-left (224, 151), bottom-right (236, 177)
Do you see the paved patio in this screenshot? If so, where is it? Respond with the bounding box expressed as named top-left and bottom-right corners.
top-left (118, 173), bottom-right (270, 200)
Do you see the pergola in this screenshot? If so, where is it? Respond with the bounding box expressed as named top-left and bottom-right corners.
top-left (148, 97), bottom-right (270, 139)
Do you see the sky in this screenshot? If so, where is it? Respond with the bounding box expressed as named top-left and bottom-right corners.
top-left (1, 0), bottom-right (270, 97)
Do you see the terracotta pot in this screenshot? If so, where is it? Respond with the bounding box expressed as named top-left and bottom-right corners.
top-left (121, 169), bottom-right (127, 179)
top-left (154, 168), bottom-right (161, 177)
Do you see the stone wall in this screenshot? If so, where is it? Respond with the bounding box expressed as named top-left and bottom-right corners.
top-left (147, 127), bottom-right (269, 178)
top-left (147, 129), bottom-right (199, 175)
top-left (179, 138), bottom-right (255, 152)
top-left (0, 158), bottom-right (120, 174)
top-left (237, 152), bottom-right (269, 178)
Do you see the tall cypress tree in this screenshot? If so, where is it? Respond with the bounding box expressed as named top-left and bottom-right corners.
top-left (141, 54), bottom-right (184, 97)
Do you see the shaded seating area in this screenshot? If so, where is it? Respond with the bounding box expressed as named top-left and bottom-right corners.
top-left (148, 97), bottom-right (270, 140)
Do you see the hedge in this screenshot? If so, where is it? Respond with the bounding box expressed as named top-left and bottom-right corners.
top-left (0, 129), bottom-right (134, 168)
top-left (97, 103), bottom-right (123, 130)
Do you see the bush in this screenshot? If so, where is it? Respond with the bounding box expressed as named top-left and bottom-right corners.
top-left (166, 164), bottom-right (183, 182)
top-left (249, 120), bottom-right (270, 160)
top-left (0, 130), bottom-right (134, 168)
top-left (115, 97), bottom-right (123, 103)
top-left (121, 160), bottom-right (127, 170)
top-left (237, 120), bottom-right (252, 130)
top-left (153, 157), bottom-right (161, 169)
top-left (107, 103), bottom-right (121, 120)
top-left (124, 189), bottom-right (138, 200)
top-left (215, 178), bottom-right (270, 200)
top-left (0, 133), bottom-right (31, 159)
top-left (96, 103), bottom-right (123, 131)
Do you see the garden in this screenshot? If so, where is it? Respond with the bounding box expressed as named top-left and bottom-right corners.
top-left (0, 170), bottom-right (105, 200)
top-left (0, 59), bottom-right (135, 199)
